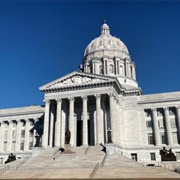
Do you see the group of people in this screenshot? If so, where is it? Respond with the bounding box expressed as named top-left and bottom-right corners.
top-left (5, 153), bottom-right (16, 164)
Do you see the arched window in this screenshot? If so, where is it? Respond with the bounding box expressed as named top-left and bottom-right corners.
top-left (109, 64), bottom-right (114, 74)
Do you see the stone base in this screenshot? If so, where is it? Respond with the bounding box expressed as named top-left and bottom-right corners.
top-left (31, 147), bottom-right (42, 157)
top-left (63, 143), bottom-right (75, 154)
top-left (55, 154), bottom-right (76, 161)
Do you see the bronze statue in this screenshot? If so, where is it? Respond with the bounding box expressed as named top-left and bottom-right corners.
top-left (160, 147), bottom-right (176, 161)
top-left (65, 129), bottom-right (71, 144)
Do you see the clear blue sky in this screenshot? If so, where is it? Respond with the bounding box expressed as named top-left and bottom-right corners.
top-left (0, 1), bottom-right (180, 109)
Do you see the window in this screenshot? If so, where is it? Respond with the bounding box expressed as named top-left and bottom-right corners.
top-left (3, 141), bottom-right (7, 151)
top-left (99, 65), bottom-right (103, 74)
top-left (20, 141), bottom-right (24, 151)
top-left (160, 133), bottom-right (166, 144)
top-left (170, 118), bottom-right (176, 128)
top-left (150, 153), bottom-right (156, 161)
top-left (0, 158), bottom-right (3, 164)
top-left (12, 130), bottom-right (16, 139)
top-left (157, 111), bottom-right (163, 116)
top-left (4, 130), bottom-right (8, 140)
top-left (120, 65), bottom-right (123, 75)
top-left (29, 141), bottom-right (33, 150)
top-left (146, 120), bottom-right (152, 128)
top-left (176, 152), bottom-right (180, 160)
top-left (21, 130), bottom-right (25, 138)
top-left (158, 119), bottom-right (164, 129)
top-left (169, 109), bottom-right (175, 115)
top-left (11, 141), bottom-right (16, 151)
top-left (147, 133), bottom-right (154, 145)
top-left (172, 132), bottom-right (178, 144)
top-left (109, 64), bottom-right (114, 74)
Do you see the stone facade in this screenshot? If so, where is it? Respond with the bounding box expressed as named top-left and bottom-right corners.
top-left (0, 22), bottom-right (180, 164)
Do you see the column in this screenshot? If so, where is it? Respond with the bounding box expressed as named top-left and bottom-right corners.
top-left (95, 94), bottom-right (104, 144)
top-left (152, 109), bottom-right (161, 145)
top-left (69, 97), bottom-right (75, 146)
top-left (15, 120), bottom-right (22, 152)
top-left (49, 104), bottom-right (55, 148)
top-left (82, 95), bottom-right (88, 145)
top-left (0, 122), bottom-right (5, 152)
top-left (42, 99), bottom-right (50, 147)
top-left (164, 107), bottom-right (173, 145)
top-left (109, 93), bottom-right (116, 143)
top-left (125, 59), bottom-right (129, 77)
top-left (7, 121), bottom-right (13, 151)
top-left (176, 106), bottom-right (180, 143)
top-left (33, 119), bottom-right (39, 146)
top-left (55, 98), bottom-right (62, 147)
top-left (24, 119), bottom-right (30, 151)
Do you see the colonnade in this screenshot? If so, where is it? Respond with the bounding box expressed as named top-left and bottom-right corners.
top-left (0, 118), bottom-right (38, 152)
top-left (42, 93), bottom-right (117, 148)
top-left (148, 107), bottom-right (180, 145)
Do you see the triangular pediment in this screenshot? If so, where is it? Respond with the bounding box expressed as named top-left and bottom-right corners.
top-left (39, 71), bottom-right (116, 92)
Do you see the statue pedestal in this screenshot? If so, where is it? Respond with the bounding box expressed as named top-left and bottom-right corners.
top-left (63, 143), bottom-right (75, 154)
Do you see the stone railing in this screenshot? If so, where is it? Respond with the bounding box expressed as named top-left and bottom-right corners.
top-left (16, 153), bottom-right (32, 169)
top-left (0, 165), bottom-right (10, 175)
top-left (89, 163), bottom-right (99, 178)
top-left (100, 153), bottom-right (108, 168)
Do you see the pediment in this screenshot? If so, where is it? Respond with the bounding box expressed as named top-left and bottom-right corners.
top-left (39, 71), bottom-right (115, 91)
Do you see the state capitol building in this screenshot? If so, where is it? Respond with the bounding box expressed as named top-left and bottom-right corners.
top-left (1, 22), bottom-right (180, 164)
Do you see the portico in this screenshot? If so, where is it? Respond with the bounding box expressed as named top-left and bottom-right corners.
top-left (41, 89), bottom-right (118, 148)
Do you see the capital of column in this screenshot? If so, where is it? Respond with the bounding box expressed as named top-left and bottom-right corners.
top-left (43, 99), bottom-right (50, 105)
top-left (95, 94), bottom-right (101, 99)
top-left (8, 120), bottom-right (14, 125)
top-left (163, 107), bottom-right (169, 111)
top-left (108, 92), bottom-right (115, 98)
top-left (68, 97), bottom-right (74, 102)
top-left (82, 95), bottom-right (88, 100)
top-left (151, 108), bottom-right (157, 112)
top-left (56, 98), bottom-right (62, 103)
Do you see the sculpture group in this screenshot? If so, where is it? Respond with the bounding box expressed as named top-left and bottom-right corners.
top-left (160, 147), bottom-right (176, 161)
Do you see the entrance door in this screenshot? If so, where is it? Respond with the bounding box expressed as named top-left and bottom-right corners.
top-left (76, 120), bottom-right (82, 146)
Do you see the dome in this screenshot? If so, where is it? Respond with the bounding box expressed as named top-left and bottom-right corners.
top-left (84, 22), bottom-right (129, 57)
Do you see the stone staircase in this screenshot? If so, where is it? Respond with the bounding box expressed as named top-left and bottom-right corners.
top-left (0, 145), bottom-right (180, 179)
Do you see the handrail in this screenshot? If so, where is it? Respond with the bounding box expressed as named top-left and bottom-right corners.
top-left (89, 163), bottom-right (99, 178)
top-left (16, 153), bottom-right (32, 169)
top-left (0, 165), bottom-right (10, 175)
top-left (84, 146), bottom-right (90, 154)
top-left (100, 153), bottom-right (108, 168)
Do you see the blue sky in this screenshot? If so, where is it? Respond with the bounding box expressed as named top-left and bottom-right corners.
top-left (0, 1), bottom-right (180, 109)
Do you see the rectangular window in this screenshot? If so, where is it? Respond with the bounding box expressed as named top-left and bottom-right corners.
top-left (3, 141), bottom-right (7, 151)
top-left (4, 130), bottom-right (8, 140)
top-left (146, 120), bottom-right (152, 128)
top-left (0, 158), bottom-right (3, 164)
top-left (160, 133), bottom-right (166, 144)
top-left (176, 152), bottom-right (180, 160)
top-left (170, 118), bottom-right (176, 128)
top-left (147, 133), bottom-right (154, 145)
top-left (158, 119), bottom-right (164, 129)
top-left (20, 141), bottom-right (24, 151)
top-left (172, 132), bottom-right (178, 144)
top-left (11, 141), bottom-right (16, 151)
top-left (150, 153), bottom-right (156, 160)
top-left (21, 130), bottom-right (25, 138)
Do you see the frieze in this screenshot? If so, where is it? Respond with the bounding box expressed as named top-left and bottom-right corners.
top-left (123, 101), bottom-right (137, 109)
